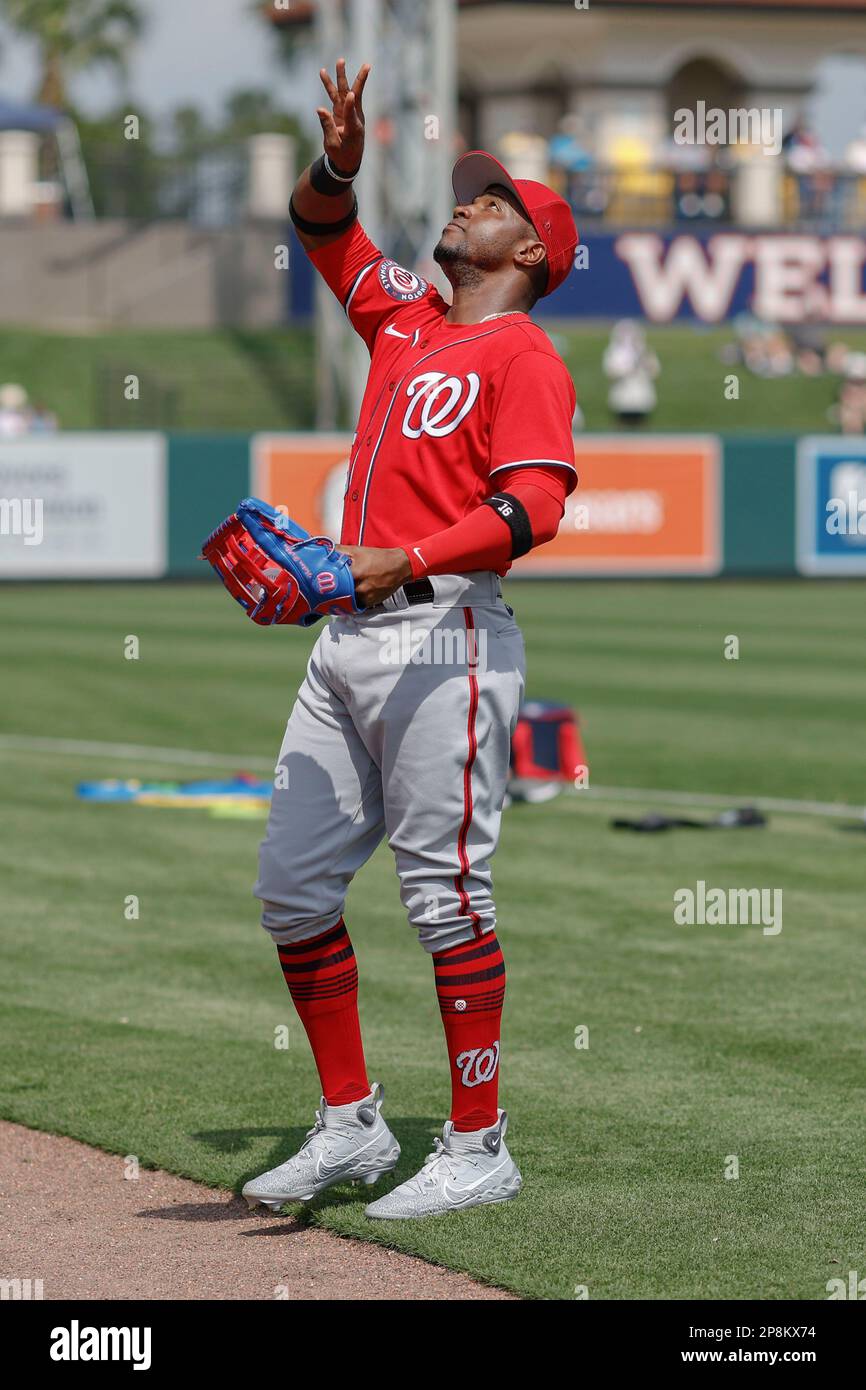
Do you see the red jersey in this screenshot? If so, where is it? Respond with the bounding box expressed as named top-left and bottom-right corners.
top-left (306, 220), bottom-right (578, 550)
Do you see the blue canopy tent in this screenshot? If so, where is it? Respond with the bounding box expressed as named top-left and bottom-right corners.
top-left (0, 98), bottom-right (63, 132)
top-left (0, 97), bottom-right (92, 218)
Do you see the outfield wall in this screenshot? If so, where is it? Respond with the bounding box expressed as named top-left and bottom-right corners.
top-left (1, 431), bottom-right (864, 580)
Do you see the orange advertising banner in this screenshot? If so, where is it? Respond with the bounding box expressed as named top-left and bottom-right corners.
top-left (252, 433), bottom-right (722, 577)
top-left (514, 436), bottom-right (722, 576)
top-left (252, 434), bottom-right (352, 540)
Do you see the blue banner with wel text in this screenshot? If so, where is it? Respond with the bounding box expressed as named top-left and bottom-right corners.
top-left (288, 229), bottom-right (866, 325)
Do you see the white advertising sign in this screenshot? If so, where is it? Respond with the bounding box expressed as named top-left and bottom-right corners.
top-left (0, 433), bottom-right (166, 577)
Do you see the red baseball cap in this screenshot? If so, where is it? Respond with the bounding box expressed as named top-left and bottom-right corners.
top-left (451, 149), bottom-right (579, 297)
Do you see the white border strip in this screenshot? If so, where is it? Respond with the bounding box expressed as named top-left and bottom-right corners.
top-left (575, 784), bottom-right (864, 821)
top-left (0, 735), bottom-right (273, 771)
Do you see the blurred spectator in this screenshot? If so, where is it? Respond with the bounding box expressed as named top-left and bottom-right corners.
top-left (658, 136), bottom-right (730, 223)
top-left (0, 384), bottom-right (59, 436)
top-left (548, 117), bottom-right (592, 176)
top-left (841, 124), bottom-right (866, 227)
top-left (0, 383), bottom-right (31, 438)
top-left (29, 402), bottom-right (59, 433)
top-left (548, 140), bottom-right (590, 175)
top-left (788, 316), bottom-right (828, 377)
top-left (603, 320), bottom-right (660, 426)
top-left (783, 119), bottom-right (833, 222)
top-left (723, 315), bottom-right (794, 378)
top-left (844, 123), bottom-right (866, 174)
top-left (831, 353), bottom-right (866, 435)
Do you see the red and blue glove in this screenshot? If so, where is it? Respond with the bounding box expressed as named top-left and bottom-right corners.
top-left (201, 498), bottom-right (361, 627)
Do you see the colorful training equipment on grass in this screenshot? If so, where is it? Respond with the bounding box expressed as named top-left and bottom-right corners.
top-left (76, 776), bottom-right (271, 810)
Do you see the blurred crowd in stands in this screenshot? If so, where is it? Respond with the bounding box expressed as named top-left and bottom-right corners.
top-left (720, 318), bottom-right (866, 434)
top-left (498, 115), bottom-right (866, 229)
top-left (601, 316), bottom-right (866, 434)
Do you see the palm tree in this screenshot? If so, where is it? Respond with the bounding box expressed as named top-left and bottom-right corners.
top-left (2, 0), bottom-right (144, 110)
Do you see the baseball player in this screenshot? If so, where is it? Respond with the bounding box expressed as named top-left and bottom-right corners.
top-left (243, 59), bottom-right (578, 1219)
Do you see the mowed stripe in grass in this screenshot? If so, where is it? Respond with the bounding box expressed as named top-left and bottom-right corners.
top-left (0, 581), bottom-right (863, 1298)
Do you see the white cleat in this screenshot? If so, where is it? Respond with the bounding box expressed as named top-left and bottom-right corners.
top-left (242, 1082), bottom-right (400, 1210)
top-left (364, 1109), bottom-right (521, 1220)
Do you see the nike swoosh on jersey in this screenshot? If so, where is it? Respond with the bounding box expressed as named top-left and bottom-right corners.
top-left (413, 547), bottom-right (426, 565)
top-left (384, 324), bottom-right (411, 339)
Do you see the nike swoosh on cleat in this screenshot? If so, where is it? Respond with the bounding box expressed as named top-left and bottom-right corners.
top-left (441, 1154), bottom-right (513, 1206)
top-left (313, 1130), bottom-right (385, 1181)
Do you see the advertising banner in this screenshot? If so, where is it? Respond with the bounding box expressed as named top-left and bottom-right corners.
top-left (514, 435), bottom-right (721, 576)
top-left (796, 436), bottom-right (866, 575)
top-left (546, 232), bottom-right (866, 323)
top-left (253, 432), bottom-right (721, 579)
top-left (288, 232), bottom-right (866, 324)
top-left (0, 433), bottom-right (166, 578)
top-left (252, 433), bottom-right (352, 539)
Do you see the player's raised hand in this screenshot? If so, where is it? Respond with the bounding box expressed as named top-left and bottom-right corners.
top-left (316, 59), bottom-right (370, 174)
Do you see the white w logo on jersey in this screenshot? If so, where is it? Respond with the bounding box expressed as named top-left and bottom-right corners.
top-left (401, 371), bottom-right (480, 439)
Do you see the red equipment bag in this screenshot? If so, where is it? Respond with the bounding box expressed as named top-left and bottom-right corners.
top-left (510, 701), bottom-right (586, 784)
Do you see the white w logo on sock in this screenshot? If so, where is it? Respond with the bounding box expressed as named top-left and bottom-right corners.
top-left (455, 1041), bottom-right (500, 1088)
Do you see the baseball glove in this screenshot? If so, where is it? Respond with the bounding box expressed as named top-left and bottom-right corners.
top-left (201, 498), bottom-right (360, 627)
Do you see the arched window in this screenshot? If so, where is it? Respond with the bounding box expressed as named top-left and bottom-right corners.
top-left (666, 57), bottom-right (745, 136)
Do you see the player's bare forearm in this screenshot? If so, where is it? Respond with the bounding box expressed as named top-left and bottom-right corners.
top-left (341, 545), bottom-right (412, 608)
top-left (291, 58), bottom-right (370, 251)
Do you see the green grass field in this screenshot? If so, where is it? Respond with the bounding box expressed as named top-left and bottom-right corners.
top-left (1, 579), bottom-right (864, 1300)
top-left (3, 323), bottom-right (865, 433)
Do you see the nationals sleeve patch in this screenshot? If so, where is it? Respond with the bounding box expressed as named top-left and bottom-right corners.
top-left (378, 260), bottom-right (429, 302)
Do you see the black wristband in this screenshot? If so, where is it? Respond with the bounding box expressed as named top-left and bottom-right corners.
top-left (310, 153), bottom-right (360, 196)
top-left (289, 193), bottom-right (358, 236)
top-left (482, 492), bottom-right (533, 559)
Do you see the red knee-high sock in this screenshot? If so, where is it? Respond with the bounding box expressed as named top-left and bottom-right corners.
top-left (433, 932), bottom-right (505, 1132)
top-left (277, 919), bottom-right (370, 1107)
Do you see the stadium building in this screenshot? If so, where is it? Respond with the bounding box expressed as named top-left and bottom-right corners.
top-left (270, 0), bottom-right (866, 164)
